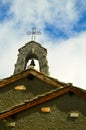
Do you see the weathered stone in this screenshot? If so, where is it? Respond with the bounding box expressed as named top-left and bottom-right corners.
top-left (14, 41), bottom-right (50, 76)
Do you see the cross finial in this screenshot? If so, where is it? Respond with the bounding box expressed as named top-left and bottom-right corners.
top-left (27, 27), bottom-right (41, 41)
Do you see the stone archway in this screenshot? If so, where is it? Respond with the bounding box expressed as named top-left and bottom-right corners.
top-left (26, 59), bottom-right (39, 71)
top-left (14, 41), bottom-right (50, 76)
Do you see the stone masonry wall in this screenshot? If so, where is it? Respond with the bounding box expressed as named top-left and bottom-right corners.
top-left (14, 41), bottom-right (49, 76)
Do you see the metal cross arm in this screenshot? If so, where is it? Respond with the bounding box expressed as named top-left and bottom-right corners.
top-left (27, 27), bottom-right (41, 41)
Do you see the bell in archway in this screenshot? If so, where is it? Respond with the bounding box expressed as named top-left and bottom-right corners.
top-left (30, 59), bottom-right (35, 66)
top-left (27, 59), bottom-right (35, 69)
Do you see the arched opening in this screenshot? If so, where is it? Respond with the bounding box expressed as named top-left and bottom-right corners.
top-left (14, 41), bottom-right (49, 76)
top-left (26, 59), bottom-right (40, 71)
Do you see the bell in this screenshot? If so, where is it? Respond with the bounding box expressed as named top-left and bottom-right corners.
top-left (30, 59), bottom-right (35, 66)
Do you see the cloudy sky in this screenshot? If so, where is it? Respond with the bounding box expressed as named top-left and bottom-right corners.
top-left (0, 0), bottom-right (86, 89)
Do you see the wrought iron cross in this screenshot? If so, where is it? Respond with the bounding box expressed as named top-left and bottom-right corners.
top-left (27, 27), bottom-right (41, 41)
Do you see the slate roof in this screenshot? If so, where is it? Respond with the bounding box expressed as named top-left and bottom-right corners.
top-left (0, 82), bottom-right (86, 119)
top-left (0, 68), bottom-right (68, 88)
top-left (0, 68), bottom-right (86, 120)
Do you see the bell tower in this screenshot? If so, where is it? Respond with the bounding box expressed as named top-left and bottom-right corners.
top-left (14, 41), bottom-right (50, 76)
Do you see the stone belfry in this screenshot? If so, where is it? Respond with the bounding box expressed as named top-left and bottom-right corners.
top-left (14, 40), bottom-right (50, 76)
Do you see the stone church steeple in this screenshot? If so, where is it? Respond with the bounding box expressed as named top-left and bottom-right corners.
top-left (14, 41), bottom-right (50, 76)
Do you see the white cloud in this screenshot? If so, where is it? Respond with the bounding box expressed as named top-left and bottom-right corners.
top-left (0, 0), bottom-right (86, 90)
top-left (46, 32), bottom-right (86, 89)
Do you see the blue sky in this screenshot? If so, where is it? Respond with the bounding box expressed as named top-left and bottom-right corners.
top-left (0, 0), bottom-right (86, 89)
